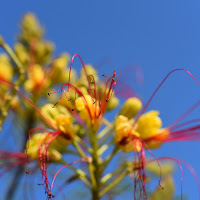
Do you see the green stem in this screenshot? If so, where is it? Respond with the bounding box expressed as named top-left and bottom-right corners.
top-left (101, 166), bottom-right (125, 185)
top-left (72, 139), bottom-right (96, 190)
top-left (90, 129), bottom-right (100, 200)
top-left (98, 123), bottom-right (113, 139)
top-left (99, 170), bottom-right (128, 197)
top-left (1, 42), bottom-right (24, 74)
top-left (72, 140), bottom-right (86, 157)
top-left (75, 136), bottom-right (92, 153)
top-left (98, 128), bottom-right (114, 147)
top-left (62, 148), bottom-right (80, 156)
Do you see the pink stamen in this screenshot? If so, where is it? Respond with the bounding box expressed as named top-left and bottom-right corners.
top-left (49, 82), bottom-right (93, 120)
top-left (171, 118), bottom-right (200, 131)
top-left (49, 55), bottom-right (117, 123)
top-left (169, 101), bottom-right (200, 130)
top-left (176, 158), bottom-right (200, 199)
top-left (71, 91), bottom-right (77, 111)
top-left (68, 54), bottom-right (92, 91)
top-left (0, 151), bottom-right (28, 177)
top-left (37, 130), bottom-right (62, 195)
top-left (143, 141), bottom-right (164, 190)
top-left (133, 69), bottom-right (200, 128)
top-left (153, 157), bottom-right (183, 200)
top-left (26, 127), bottom-right (50, 174)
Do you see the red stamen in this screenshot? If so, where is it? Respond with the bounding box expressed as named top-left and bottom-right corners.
top-left (176, 158), bottom-right (200, 199)
top-left (48, 55), bottom-right (117, 123)
top-left (49, 83), bottom-right (93, 120)
top-left (169, 101), bottom-right (200, 130)
top-left (37, 130), bottom-right (62, 195)
top-left (133, 69), bottom-right (200, 129)
top-left (171, 119), bottom-right (200, 131)
top-left (71, 91), bottom-right (77, 111)
top-left (154, 157), bottom-right (183, 200)
top-left (68, 54), bottom-right (92, 92)
top-left (26, 127), bottom-right (50, 174)
top-left (143, 141), bottom-right (164, 190)
top-left (0, 151), bottom-right (28, 177)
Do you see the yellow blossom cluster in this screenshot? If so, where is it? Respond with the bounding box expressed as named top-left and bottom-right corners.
top-left (115, 98), bottom-right (169, 152)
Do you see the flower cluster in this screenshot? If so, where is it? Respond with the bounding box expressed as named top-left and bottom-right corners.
top-left (0, 13), bottom-right (200, 200)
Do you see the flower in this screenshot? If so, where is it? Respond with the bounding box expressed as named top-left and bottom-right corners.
top-left (115, 115), bottom-right (141, 152)
top-left (24, 64), bottom-right (50, 93)
top-left (115, 69), bottom-right (200, 199)
top-left (49, 54), bottom-right (117, 131)
top-left (0, 54), bottom-right (13, 84)
top-left (115, 97), bottom-right (168, 152)
top-left (41, 103), bottom-right (75, 144)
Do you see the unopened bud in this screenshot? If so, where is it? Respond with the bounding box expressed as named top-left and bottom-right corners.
top-left (119, 97), bottom-right (142, 119)
top-left (106, 96), bottom-right (119, 111)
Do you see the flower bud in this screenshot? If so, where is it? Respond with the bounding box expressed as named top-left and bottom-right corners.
top-left (52, 53), bottom-right (70, 70)
top-left (0, 54), bottom-right (13, 83)
top-left (119, 97), bottom-right (142, 119)
top-left (35, 41), bottom-right (54, 64)
top-left (50, 53), bottom-right (77, 83)
top-left (41, 104), bottom-right (71, 127)
top-left (20, 12), bottom-right (43, 41)
top-left (106, 96), bottom-right (119, 111)
top-left (14, 43), bottom-right (29, 65)
top-left (24, 64), bottom-right (47, 92)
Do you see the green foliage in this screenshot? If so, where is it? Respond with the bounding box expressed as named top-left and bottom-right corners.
top-left (147, 161), bottom-right (174, 177)
top-left (150, 176), bottom-right (174, 200)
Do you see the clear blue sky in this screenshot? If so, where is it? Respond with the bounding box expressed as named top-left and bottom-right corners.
top-left (1, 0), bottom-right (200, 199)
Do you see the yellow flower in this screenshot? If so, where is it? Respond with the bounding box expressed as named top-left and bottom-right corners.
top-left (115, 115), bottom-right (141, 152)
top-left (136, 111), bottom-right (162, 139)
top-left (26, 133), bottom-right (62, 162)
top-left (115, 111), bottom-right (169, 152)
top-left (24, 64), bottom-right (49, 93)
top-left (0, 54), bottom-right (13, 83)
top-left (49, 55), bottom-right (117, 131)
top-left (41, 104), bottom-right (75, 142)
top-left (75, 94), bottom-right (100, 131)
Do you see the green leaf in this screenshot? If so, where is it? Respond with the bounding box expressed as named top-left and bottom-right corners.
top-left (150, 175), bottom-right (174, 200)
top-left (146, 161), bottom-right (174, 177)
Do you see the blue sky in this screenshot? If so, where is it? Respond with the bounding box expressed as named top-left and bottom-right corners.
top-left (1, 0), bottom-right (200, 199)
